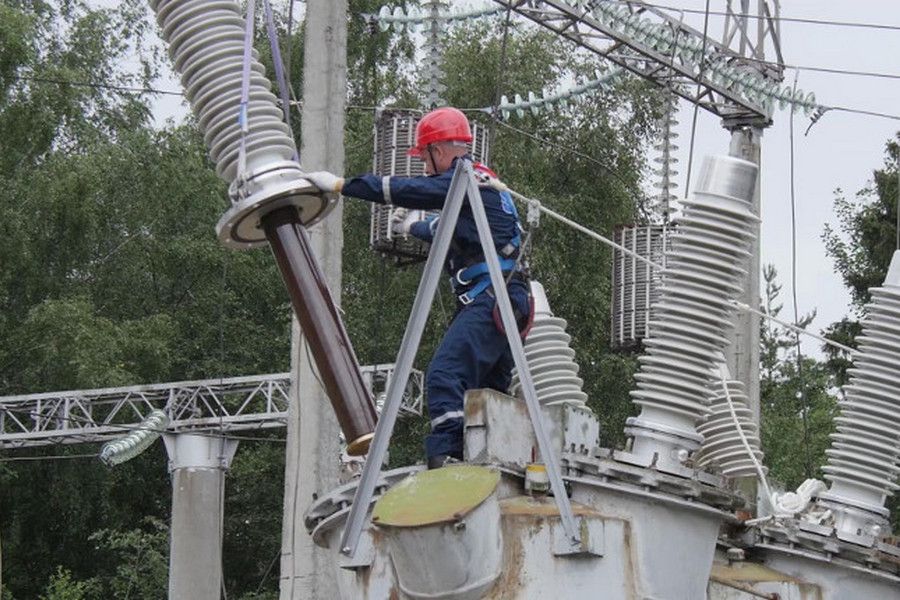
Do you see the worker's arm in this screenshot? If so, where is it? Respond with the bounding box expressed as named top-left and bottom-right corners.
top-left (303, 171), bottom-right (449, 210)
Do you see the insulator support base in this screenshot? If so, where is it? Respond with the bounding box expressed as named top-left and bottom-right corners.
top-left (217, 161), bottom-right (338, 250)
top-left (624, 416), bottom-right (704, 473)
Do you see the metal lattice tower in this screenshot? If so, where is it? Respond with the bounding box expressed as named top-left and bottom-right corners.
top-left (489, 0), bottom-right (785, 123)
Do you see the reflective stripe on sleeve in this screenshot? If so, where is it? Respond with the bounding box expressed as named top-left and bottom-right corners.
top-left (382, 176), bottom-right (392, 204)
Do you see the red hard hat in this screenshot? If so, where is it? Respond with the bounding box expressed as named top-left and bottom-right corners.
top-left (407, 107), bottom-right (473, 157)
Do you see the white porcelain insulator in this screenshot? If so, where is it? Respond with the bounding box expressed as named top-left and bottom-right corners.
top-left (695, 376), bottom-right (765, 478)
top-left (629, 156), bottom-right (759, 442)
top-left (150, 0), bottom-right (297, 184)
top-left (822, 250), bottom-right (900, 511)
top-left (510, 281), bottom-right (588, 407)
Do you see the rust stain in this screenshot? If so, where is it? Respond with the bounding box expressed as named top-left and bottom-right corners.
top-left (710, 562), bottom-right (802, 584)
top-left (482, 510), bottom-right (527, 599)
top-left (464, 391), bottom-right (486, 420)
top-left (621, 519), bottom-right (638, 600)
top-left (500, 495), bottom-right (603, 518)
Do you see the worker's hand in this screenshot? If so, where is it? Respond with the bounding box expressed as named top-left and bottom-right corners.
top-left (390, 208), bottom-right (418, 237)
top-left (303, 171), bottom-right (344, 193)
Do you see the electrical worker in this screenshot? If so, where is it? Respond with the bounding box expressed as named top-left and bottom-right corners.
top-left (304, 107), bottom-right (532, 469)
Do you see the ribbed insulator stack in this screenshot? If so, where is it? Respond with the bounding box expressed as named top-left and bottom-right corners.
top-left (422, 0), bottom-right (448, 109)
top-left (626, 155), bottom-right (758, 468)
top-left (151, 0), bottom-right (296, 183)
top-left (510, 281), bottom-right (588, 407)
top-left (817, 250), bottom-right (900, 536)
top-left (695, 372), bottom-right (765, 478)
top-left (99, 409), bottom-right (170, 466)
top-left (652, 91), bottom-right (679, 222)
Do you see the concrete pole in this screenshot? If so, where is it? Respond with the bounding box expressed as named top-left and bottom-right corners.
top-left (725, 125), bottom-right (763, 424)
top-left (164, 433), bottom-right (238, 600)
top-left (279, 1), bottom-right (347, 599)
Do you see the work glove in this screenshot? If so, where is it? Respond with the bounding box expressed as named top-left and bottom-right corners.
top-left (304, 171), bottom-right (345, 193)
top-left (390, 208), bottom-right (420, 237)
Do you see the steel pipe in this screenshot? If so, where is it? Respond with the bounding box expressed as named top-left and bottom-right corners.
top-left (262, 207), bottom-right (377, 455)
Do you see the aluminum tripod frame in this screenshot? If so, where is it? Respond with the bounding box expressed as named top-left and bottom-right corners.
top-left (339, 159), bottom-right (581, 557)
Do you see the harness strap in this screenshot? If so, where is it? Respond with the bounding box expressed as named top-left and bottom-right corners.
top-left (455, 257), bottom-right (520, 305)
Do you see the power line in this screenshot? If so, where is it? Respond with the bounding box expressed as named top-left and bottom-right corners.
top-left (0, 452), bottom-right (98, 463)
top-left (14, 74), bottom-right (183, 96)
top-left (616, 0), bottom-right (900, 32)
top-left (789, 72), bottom-right (813, 478)
top-left (683, 0), bottom-right (711, 197)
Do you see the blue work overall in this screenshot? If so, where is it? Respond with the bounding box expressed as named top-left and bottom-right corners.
top-left (342, 156), bottom-right (529, 460)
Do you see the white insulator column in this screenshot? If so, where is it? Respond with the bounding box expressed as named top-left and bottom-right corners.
top-left (149, 0), bottom-right (335, 249)
top-left (695, 367), bottom-right (765, 478)
top-left (510, 281), bottom-right (588, 407)
top-left (817, 250), bottom-right (900, 542)
top-left (627, 155), bottom-right (758, 471)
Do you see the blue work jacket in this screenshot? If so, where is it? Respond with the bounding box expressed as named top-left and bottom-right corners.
top-left (341, 156), bottom-right (521, 274)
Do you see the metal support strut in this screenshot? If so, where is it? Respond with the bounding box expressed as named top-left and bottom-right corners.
top-left (339, 159), bottom-right (581, 557)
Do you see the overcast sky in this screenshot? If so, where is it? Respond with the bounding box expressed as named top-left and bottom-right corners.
top-left (148, 1), bottom-right (899, 358)
top-left (659, 0), bottom-right (899, 358)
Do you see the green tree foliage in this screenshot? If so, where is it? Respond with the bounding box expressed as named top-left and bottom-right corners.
top-left (823, 134), bottom-right (899, 310)
top-left (759, 266), bottom-right (837, 490)
top-left (1, 2), bottom-right (663, 597)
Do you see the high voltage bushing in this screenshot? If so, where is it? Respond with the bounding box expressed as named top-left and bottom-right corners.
top-left (626, 156), bottom-right (758, 472)
top-left (816, 250), bottom-right (900, 542)
top-left (610, 225), bottom-right (672, 350)
top-left (370, 109), bottom-right (490, 263)
top-left (149, 0), bottom-right (377, 454)
top-left (510, 281), bottom-right (588, 407)
top-left (694, 373), bottom-right (765, 479)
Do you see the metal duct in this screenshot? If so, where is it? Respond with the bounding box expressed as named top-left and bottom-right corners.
top-left (695, 371), bottom-right (765, 478)
top-left (817, 250), bottom-right (900, 538)
top-left (626, 155), bottom-right (758, 469)
top-left (510, 281), bottom-right (588, 407)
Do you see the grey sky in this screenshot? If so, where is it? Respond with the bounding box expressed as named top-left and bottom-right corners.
top-left (663, 0), bottom-right (899, 358)
top-left (147, 1), bottom-right (899, 359)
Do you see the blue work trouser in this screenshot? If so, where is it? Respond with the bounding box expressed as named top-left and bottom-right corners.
top-left (424, 279), bottom-right (530, 460)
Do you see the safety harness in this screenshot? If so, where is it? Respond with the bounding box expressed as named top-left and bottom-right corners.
top-left (448, 162), bottom-right (536, 337)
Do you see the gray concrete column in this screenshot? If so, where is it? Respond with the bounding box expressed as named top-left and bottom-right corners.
top-left (164, 433), bottom-right (238, 600)
top-left (725, 125), bottom-right (763, 423)
top-left (280, 0), bottom-right (347, 598)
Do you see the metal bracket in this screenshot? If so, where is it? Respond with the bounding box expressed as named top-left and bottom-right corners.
top-left (339, 528), bottom-right (375, 570)
top-left (339, 159), bottom-right (582, 557)
top-left (552, 516), bottom-right (605, 557)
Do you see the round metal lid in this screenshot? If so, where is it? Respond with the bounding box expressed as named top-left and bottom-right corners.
top-left (372, 466), bottom-right (500, 528)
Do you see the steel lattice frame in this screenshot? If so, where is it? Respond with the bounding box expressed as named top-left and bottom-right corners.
top-left (0, 366), bottom-right (423, 449)
top-left (490, 0), bottom-right (782, 124)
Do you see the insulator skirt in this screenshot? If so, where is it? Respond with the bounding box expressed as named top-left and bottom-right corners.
top-left (629, 156), bottom-right (758, 433)
top-left (150, 0), bottom-right (297, 183)
top-left (823, 259), bottom-right (900, 505)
